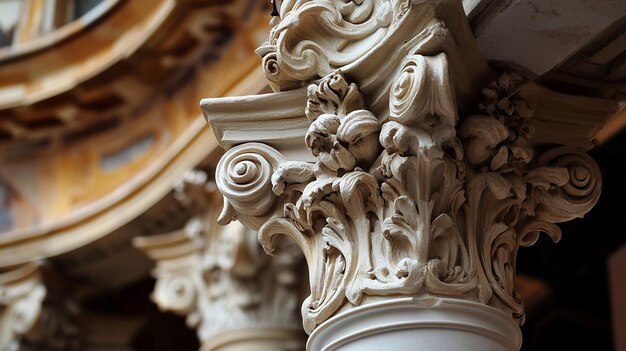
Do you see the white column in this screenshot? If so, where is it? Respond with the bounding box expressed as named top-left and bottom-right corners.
top-left (308, 298), bottom-right (520, 351)
top-left (201, 1), bottom-right (603, 350)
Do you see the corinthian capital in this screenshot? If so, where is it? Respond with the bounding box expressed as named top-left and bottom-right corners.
top-left (0, 263), bottom-right (80, 351)
top-left (202, 0), bottom-right (605, 349)
top-left (212, 65), bottom-right (601, 334)
top-left (134, 170), bottom-right (304, 351)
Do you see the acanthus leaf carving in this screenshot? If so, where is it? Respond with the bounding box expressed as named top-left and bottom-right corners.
top-left (216, 60), bottom-right (602, 333)
top-left (457, 72), bottom-right (602, 322)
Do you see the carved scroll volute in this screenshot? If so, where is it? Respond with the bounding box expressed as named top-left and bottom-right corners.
top-left (135, 209), bottom-right (304, 346)
top-left (530, 146), bottom-right (602, 224)
top-left (133, 223), bottom-right (204, 329)
top-left (375, 53), bottom-right (475, 300)
top-left (239, 68), bottom-right (602, 335)
top-left (215, 143), bottom-right (287, 230)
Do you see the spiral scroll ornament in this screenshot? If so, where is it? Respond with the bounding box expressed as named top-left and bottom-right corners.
top-left (389, 54), bottom-right (456, 126)
top-left (533, 146), bottom-right (602, 223)
top-left (153, 275), bottom-right (197, 315)
top-left (260, 49), bottom-right (281, 81)
top-left (386, 54), bottom-right (457, 159)
top-left (215, 143), bottom-right (286, 229)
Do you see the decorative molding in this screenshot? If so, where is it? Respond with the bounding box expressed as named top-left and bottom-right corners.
top-left (249, 0), bottom-right (493, 108)
top-left (259, 0), bottom-right (397, 91)
top-left (134, 170), bottom-right (304, 350)
top-left (0, 0), bottom-right (271, 269)
top-left (204, 0), bottom-right (602, 338)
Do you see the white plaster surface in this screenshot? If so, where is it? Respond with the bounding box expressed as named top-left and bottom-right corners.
top-left (476, 0), bottom-right (626, 75)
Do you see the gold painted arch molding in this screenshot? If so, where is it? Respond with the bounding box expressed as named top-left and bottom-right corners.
top-left (0, 0), bottom-right (271, 268)
top-left (0, 0), bottom-right (160, 110)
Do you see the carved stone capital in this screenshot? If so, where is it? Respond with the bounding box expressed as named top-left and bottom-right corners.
top-left (213, 66), bottom-right (601, 333)
top-left (203, 0), bottom-right (602, 343)
top-left (0, 263), bottom-right (80, 351)
top-left (0, 263), bottom-right (45, 351)
top-left (134, 171), bottom-right (305, 351)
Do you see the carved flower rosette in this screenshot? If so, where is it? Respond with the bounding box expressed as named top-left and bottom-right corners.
top-left (215, 58), bottom-right (601, 333)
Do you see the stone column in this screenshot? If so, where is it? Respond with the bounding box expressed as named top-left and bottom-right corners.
top-left (200, 0), bottom-right (602, 350)
top-left (134, 170), bottom-right (305, 351)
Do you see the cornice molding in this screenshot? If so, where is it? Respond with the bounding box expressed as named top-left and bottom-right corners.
top-left (0, 0), bottom-right (164, 110)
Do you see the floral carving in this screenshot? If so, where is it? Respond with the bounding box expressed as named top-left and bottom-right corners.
top-left (456, 73), bottom-right (601, 322)
top-left (270, 71), bottom-right (381, 199)
top-left (459, 72), bottom-right (535, 172)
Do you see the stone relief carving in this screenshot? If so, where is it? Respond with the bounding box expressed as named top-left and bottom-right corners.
top-left (215, 62), bottom-right (601, 333)
top-left (259, 0), bottom-right (411, 90)
top-left (200, 0), bottom-right (604, 339)
top-left (0, 264), bottom-right (45, 351)
top-left (135, 170), bottom-right (304, 347)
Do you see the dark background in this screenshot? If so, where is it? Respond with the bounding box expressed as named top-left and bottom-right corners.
top-left (519, 131), bottom-right (626, 351)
